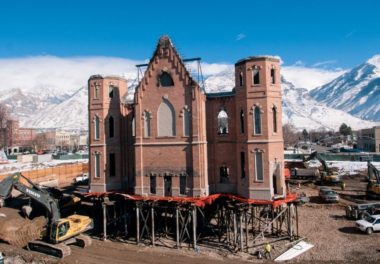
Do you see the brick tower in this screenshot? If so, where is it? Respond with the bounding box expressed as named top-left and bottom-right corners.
top-left (88, 75), bottom-right (128, 192)
top-left (234, 57), bottom-right (286, 199)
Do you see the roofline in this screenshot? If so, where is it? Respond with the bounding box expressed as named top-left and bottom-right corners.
top-left (206, 90), bottom-right (235, 98)
top-left (235, 56), bottom-right (280, 66)
top-left (88, 75), bottom-right (127, 81)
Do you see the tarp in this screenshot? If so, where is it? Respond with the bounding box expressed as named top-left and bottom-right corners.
top-left (275, 241), bottom-right (314, 261)
top-left (85, 192), bottom-right (297, 208)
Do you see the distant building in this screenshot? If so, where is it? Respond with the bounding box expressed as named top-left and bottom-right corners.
top-left (88, 36), bottom-right (286, 200)
top-left (358, 126), bottom-right (380, 152)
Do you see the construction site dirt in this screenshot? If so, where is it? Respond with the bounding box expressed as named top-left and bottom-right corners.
top-left (0, 174), bottom-right (379, 263)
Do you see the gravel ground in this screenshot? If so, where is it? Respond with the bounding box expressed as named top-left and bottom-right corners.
top-left (0, 174), bottom-right (379, 263)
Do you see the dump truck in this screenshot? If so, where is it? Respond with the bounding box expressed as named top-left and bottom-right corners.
top-left (0, 173), bottom-right (93, 258)
top-left (367, 161), bottom-right (380, 199)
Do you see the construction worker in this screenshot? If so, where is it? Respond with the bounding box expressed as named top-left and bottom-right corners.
top-left (264, 242), bottom-right (272, 259)
top-left (341, 181), bottom-right (346, 191)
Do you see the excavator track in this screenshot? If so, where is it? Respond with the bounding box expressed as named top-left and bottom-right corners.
top-left (76, 234), bottom-right (92, 247)
top-left (27, 240), bottom-right (71, 258)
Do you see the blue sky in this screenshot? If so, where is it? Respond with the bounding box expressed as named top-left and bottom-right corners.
top-left (0, 0), bottom-right (379, 68)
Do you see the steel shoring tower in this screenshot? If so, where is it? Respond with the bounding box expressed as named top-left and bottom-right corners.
top-left (93, 195), bottom-right (299, 255)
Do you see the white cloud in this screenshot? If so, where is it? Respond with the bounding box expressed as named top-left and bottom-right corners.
top-left (281, 66), bottom-right (347, 91)
top-left (0, 55), bottom-right (346, 96)
top-left (236, 33), bottom-right (246, 41)
top-left (312, 60), bottom-right (337, 67)
top-left (0, 56), bottom-right (141, 94)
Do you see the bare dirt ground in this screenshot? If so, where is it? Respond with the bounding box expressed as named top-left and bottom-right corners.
top-left (0, 174), bottom-right (379, 263)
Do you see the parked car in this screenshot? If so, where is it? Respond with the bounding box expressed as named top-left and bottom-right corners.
top-left (74, 173), bottom-right (89, 184)
top-left (319, 188), bottom-right (339, 202)
top-left (356, 214), bottom-right (380, 234)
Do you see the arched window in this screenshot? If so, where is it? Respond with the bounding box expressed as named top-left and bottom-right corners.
top-left (240, 109), bottom-right (244, 134)
top-left (253, 68), bottom-right (260, 85)
top-left (217, 109), bottom-right (228, 134)
top-left (94, 152), bottom-right (100, 178)
top-left (109, 116), bottom-right (114, 138)
top-left (131, 117), bottom-right (135, 137)
top-left (271, 68), bottom-right (276, 84)
top-left (272, 106), bottom-right (277, 133)
top-left (158, 100), bottom-right (176, 136)
top-left (144, 111), bottom-right (151, 137)
top-left (94, 116), bottom-right (100, 140)
top-left (159, 72), bottom-right (174, 87)
top-left (254, 106), bottom-right (261, 135)
top-left (255, 151), bottom-right (263, 181)
top-left (183, 109), bottom-right (190, 136)
top-left (94, 83), bottom-right (100, 99)
top-left (109, 85), bottom-right (114, 99)
top-left (239, 72), bottom-right (243, 87)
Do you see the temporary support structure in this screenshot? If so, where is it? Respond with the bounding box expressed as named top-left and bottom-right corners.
top-left (86, 193), bottom-right (299, 255)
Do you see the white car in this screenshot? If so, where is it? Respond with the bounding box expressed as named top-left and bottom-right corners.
top-left (75, 173), bottom-right (89, 183)
top-left (356, 214), bottom-right (380, 234)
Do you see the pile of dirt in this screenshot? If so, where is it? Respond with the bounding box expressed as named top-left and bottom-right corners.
top-left (0, 208), bottom-right (47, 247)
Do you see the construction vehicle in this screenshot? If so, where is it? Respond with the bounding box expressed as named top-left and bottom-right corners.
top-left (367, 161), bottom-right (380, 199)
top-left (346, 202), bottom-right (380, 220)
top-left (0, 173), bottom-right (93, 258)
top-left (303, 151), bottom-right (340, 184)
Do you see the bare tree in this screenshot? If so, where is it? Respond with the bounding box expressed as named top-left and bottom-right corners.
top-left (283, 124), bottom-right (299, 147)
top-left (0, 103), bottom-right (10, 149)
top-left (31, 133), bottom-right (48, 152)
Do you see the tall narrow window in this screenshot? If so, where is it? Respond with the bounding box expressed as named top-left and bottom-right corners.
top-left (254, 107), bottom-right (261, 134)
top-left (239, 72), bottom-right (243, 87)
top-left (271, 69), bottom-right (276, 84)
top-left (94, 84), bottom-right (100, 99)
top-left (272, 106), bottom-right (277, 133)
top-left (158, 100), bottom-right (176, 136)
top-left (255, 152), bottom-right (264, 181)
top-left (94, 153), bottom-right (100, 178)
top-left (109, 85), bottom-right (114, 99)
top-left (109, 116), bottom-right (114, 138)
top-left (240, 109), bottom-right (245, 134)
top-left (220, 165), bottom-right (229, 183)
top-left (253, 69), bottom-right (260, 85)
top-left (150, 176), bottom-right (156, 194)
top-left (180, 176), bottom-right (186, 195)
top-left (94, 116), bottom-right (100, 140)
top-left (132, 117), bottom-right (135, 137)
top-left (217, 110), bottom-right (228, 134)
top-left (109, 153), bottom-right (115, 177)
top-left (183, 109), bottom-right (190, 136)
top-left (240, 152), bottom-right (246, 178)
top-left (144, 111), bottom-right (151, 137)
top-left (159, 72), bottom-right (174, 87)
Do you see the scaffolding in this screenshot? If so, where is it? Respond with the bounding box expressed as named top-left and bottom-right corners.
top-left (86, 193), bottom-right (299, 255)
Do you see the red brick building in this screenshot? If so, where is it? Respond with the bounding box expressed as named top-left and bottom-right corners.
top-left (88, 36), bottom-right (285, 200)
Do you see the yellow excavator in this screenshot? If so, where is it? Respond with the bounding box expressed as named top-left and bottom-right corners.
top-left (0, 173), bottom-right (93, 258)
top-left (304, 151), bottom-right (341, 184)
top-left (367, 161), bottom-right (380, 199)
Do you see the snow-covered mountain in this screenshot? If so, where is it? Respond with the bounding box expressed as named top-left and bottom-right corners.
top-left (0, 56), bottom-right (378, 131)
top-left (310, 55), bottom-right (380, 121)
top-left (280, 78), bottom-right (377, 130)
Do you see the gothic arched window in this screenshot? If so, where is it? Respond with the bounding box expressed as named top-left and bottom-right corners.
top-left (144, 111), bottom-right (151, 137)
top-left (254, 106), bottom-right (261, 135)
top-left (183, 109), bottom-right (190, 136)
top-left (272, 106), bottom-right (278, 133)
top-left (158, 100), bottom-right (176, 136)
top-left (94, 116), bottom-right (100, 140)
top-left (159, 72), bottom-right (174, 87)
top-left (217, 109), bottom-right (229, 134)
